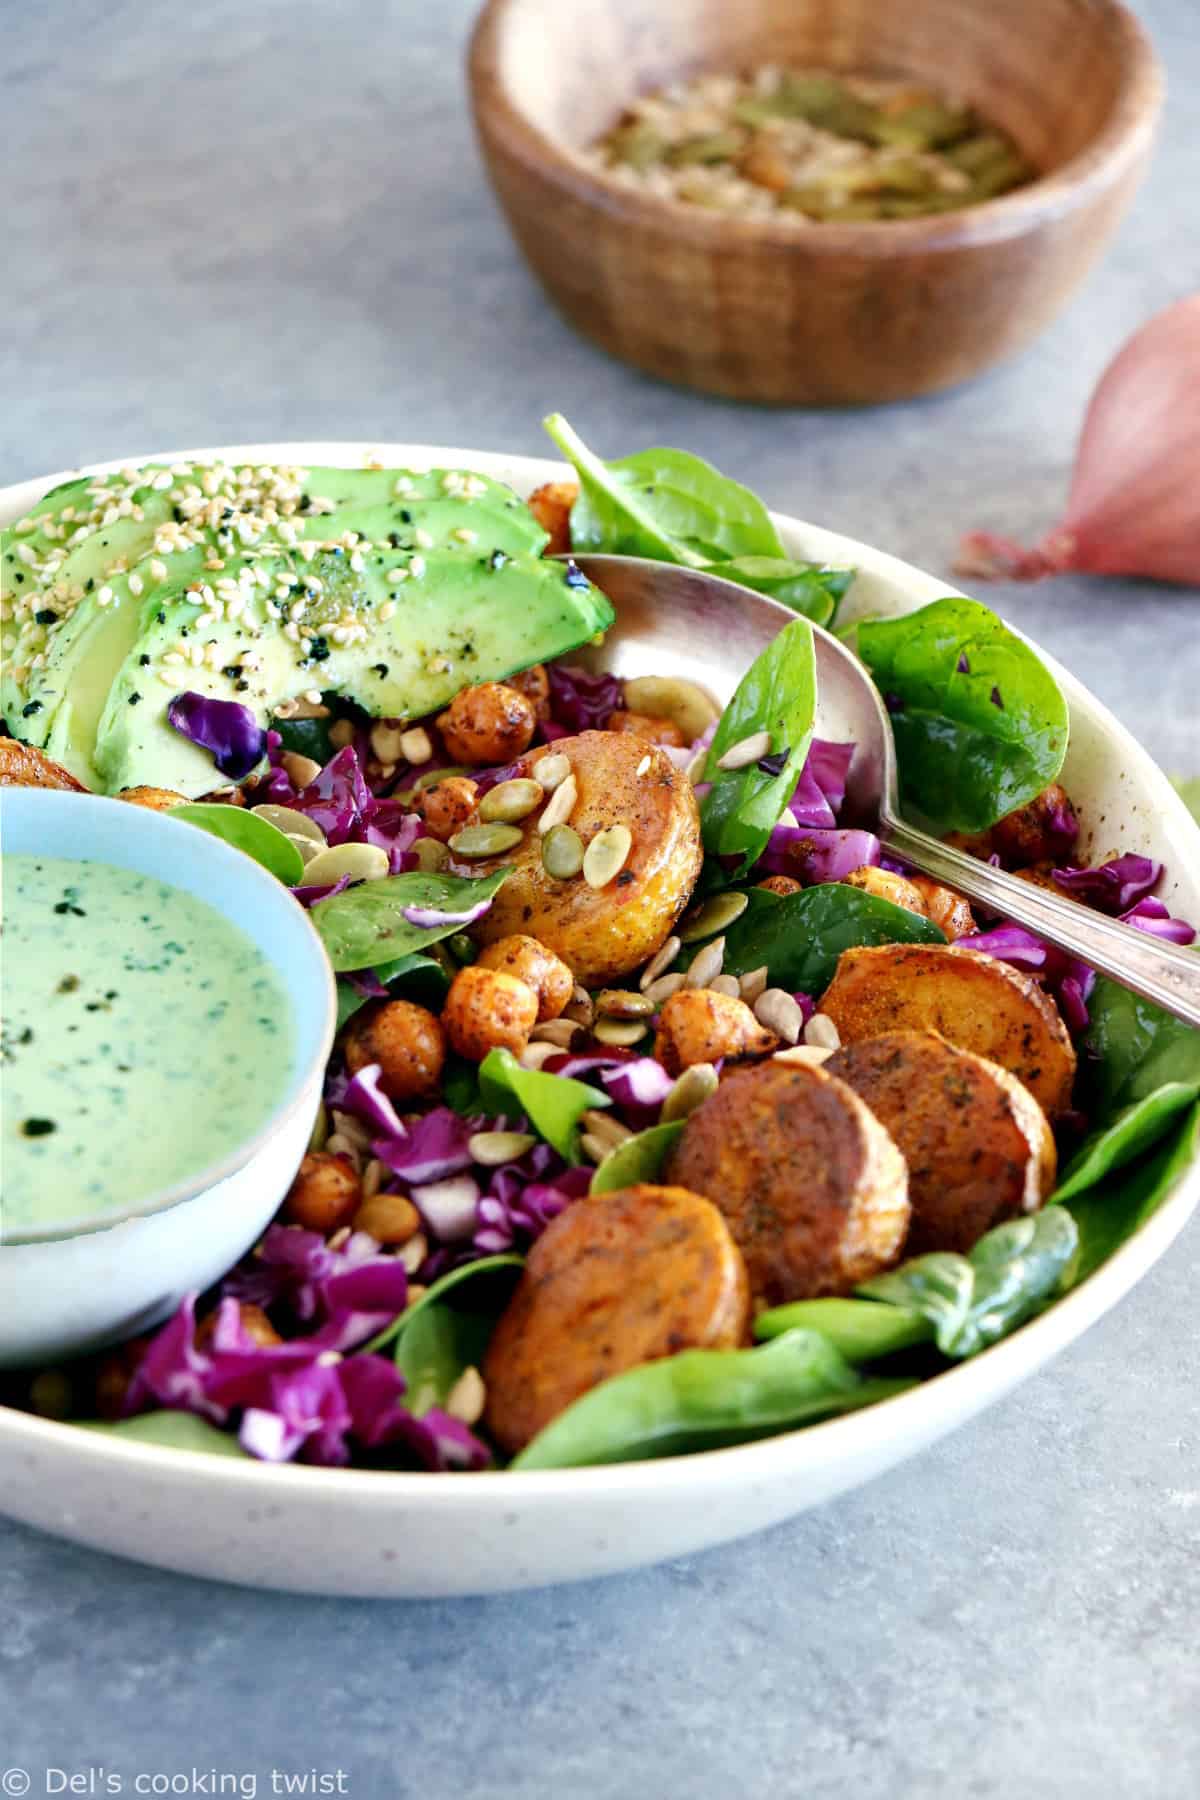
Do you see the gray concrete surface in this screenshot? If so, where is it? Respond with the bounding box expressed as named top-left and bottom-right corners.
top-left (2, 2), bottom-right (1198, 1794)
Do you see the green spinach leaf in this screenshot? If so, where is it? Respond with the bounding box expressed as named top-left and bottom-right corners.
top-left (396, 1304), bottom-right (495, 1417)
top-left (1082, 977), bottom-right (1200, 1119)
top-left (478, 1047), bottom-right (608, 1161)
top-left (311, 866), bottom-right (512, 972)
top-left (270, 713), bottom-right (336, 766)
top-left (1172, 775), bottom-right (1200, 823)
top-left (544, 414), bottom-right (784, 565)
top-left (589, 1120), bottom-right (686, 1194)
top-left (363, 1252), bottom-right (525, 1356)
top-left (333, 953), bottom-right (450, 1034)
top-left (858, 597), bottom-right (1070, 832)
top-left (512, 1328), bottom-right (913, 1469)
top-left (701, 617), bottom-right (817, 872)
top-left (705, 882), bottom-right (944, 994)
top-left (717, 557), bottom-right (854, 627)
top-left (754, 1296), bottom-right (934, 1362)
top-left (1060, 1103), bottom-right (1199, 1286)
top-left (79, 1411), bottom-right (248, 1458)
top-left (1053, 1084), bottom-right (1200, 1203)
top-left (170, 802), bottom-right (305, 885)
top-left (858, 1205), bottom-right (1078, 1358)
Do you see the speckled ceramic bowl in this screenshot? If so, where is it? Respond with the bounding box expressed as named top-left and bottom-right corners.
top-left (0, 442), bottom-right (1196, 1595)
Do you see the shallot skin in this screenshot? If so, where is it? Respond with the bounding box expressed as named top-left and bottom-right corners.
top-left (958, 294), bottom-right (1200, 585)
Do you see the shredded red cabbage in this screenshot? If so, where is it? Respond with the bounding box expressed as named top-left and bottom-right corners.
top-left (759, 826), bottom-right (881, 884)
top-left (546, 664), bottom-right (624, 732)
top-left (401, 897), bottom-right (494, 930)
top-left (1051, 853), bottom-right (1162, 914)
top-left (166, 691), bottom-right (267, 781)
top-left (371, 1106), bottom-right (476, 1185)
top-left (1121, 896), bottom-right (1196, 944)
top-left (958, 923), bottom-right (1096, 1036)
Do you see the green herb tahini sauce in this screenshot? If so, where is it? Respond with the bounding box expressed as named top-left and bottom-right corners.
top-left (1, 854), bottom-right (293, 1233)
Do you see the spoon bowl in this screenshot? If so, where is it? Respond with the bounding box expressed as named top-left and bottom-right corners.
top-left (567, 554), bottom-right (1200, 1029)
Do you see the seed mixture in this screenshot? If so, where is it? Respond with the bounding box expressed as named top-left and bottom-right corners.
top-left (589, 67), bottom-right (1034, 222)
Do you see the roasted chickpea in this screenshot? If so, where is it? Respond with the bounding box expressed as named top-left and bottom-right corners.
top-left (437, 683), bottom-right (536, 766)
top-left (475, 934), bottom-right (573, 1021)
top-left (756, 874), bottom-right (802, 897)
top-left (842, 865), bottom-right (928, 916)
top-left (415, 775), bottom-right (480, 842)
top-left (284, 1152), bottom-right (362, 1232)
top-left (354, 1192), bottom-right (421, 1246)
top-left (990, 783), bottom-right (1079, 868)
top-left (604, 710), bottom-right (687, 748)
top-left (653, 989), bottom-right (778, 1077)
top-left (443, 965), bottom-right (539, 1062)
top-left (196, 1302), bottom-right (282, 1350)
top-left (507, 663), bottom-right (552, 721)
top-left (344, 998), bottom-right (446, 1101)
top-left (908, 876), bottom-right (976, 941)
top-left (119, 785), bottom-right (189, 811)
top-left (526, 480), bottom-right (577, 555)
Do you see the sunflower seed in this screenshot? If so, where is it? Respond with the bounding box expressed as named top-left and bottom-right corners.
top-left (716, 729), bottom-right (772, 771)
top-left (400, 1232), bottom-right (429, 1273)
top-left (518, 1041), bottom-right (560, 1069)
top-left (635, 754), bottom-right (653, 777)
top-left (773, 1044), bottom-right (833, 1067)
top-left (660, 1061), bottom-right (719, 1122)
top-left (479, 777), bottom-right (543, 823)
top-left (398, 725), bottom-right (433, 765)
top-left (678, 889), bottom-right (749, 942)
top-left (448, 822), bottom-right (524, 858)
top-left (281, 751), bottom-right (322, 788)
top-left (582, 1109), bottom-right (633, 1149)
top-left (685, 748), bottom-right (710, 783)
top-left (361, 1158), bottom-right (388, 1199)
top-left (754, 987), bottom-right (804, 1044)
top-left (468, 1130), bottom-right (537, 1166)
top-left (538, 771), bottom-right (579, 833)
top-left (592, 1016), bottom-right (649, 1047)
top-left (564, 990), bottom-right (596, 1027)
top-left (583, 824), bottom-right (633, 889)
top-left (643, 972), bottom-right (686, 1006)
top-left (804, 1011), bottom-right (842, 1050)
top-left (530, 1018), bottom-right (581, 1048)
top-left (581, 1132), bottom-right (613, 1165)
top-left (639, 935), bottom-right (681, 990)
top-left (739, 964), bottom-right (769, 1004)
top-left (541, 823), bottom-right (584, 879)
top-left (596, 988), bottom-right (655, 1019)
top-left (685, 935), bottom-right (726, 989)
top-left (370, 722), bottom-right (406, 764)
top-left (534, 751), bottom-right (571, 791)
top-left (707, 973), bottom-right (742, 998)
top-left (445, 1366), bottom-right (486, 1426)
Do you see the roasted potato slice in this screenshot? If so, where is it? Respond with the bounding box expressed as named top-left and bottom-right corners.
top-left (483, 1183), bottom-right (749, 1455)
top-left (665, 1060), bottom-right (910, 1306)
top-left (0, 736), bottom-right (86, 791)
top-left (826, 1030), bottom-right (1056, 1255)
top-left (458, 730), bottom-right (703, 987)
top-left (818, 944), bottom-right (1077, 1117)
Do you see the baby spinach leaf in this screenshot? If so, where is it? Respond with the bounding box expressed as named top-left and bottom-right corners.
top-left (589, 1120), bottom-right (685, 1194)
top-left (1060, 1103), bottom-right (1199, 1286)
top-left (478, 1047), bottom-right (608, 1161)
top-left (79, 1411), bottom-right (248, 1458)
top-left (396, 1304), bottom-right (494, 1417)
top-left (170, 802), bottom-right (305, 885)
top-left (754, 1296), bottom-right (934, 1362)
top-left (441, 1054), bottom-right (484, 1117)
top-left (311, 866), bottom-right (512, 972)
top-left (858, 597), bottom-right (1070, 832)
top-left (701, 617), bottom-right (817, 872)
top-left (544, 414), bottom-right (784, 565)
top-left (1173, 775), bottom-right (1200, 823)
top-left (363, 1251), bottom-right (525, 1356)
top-left (717, 557), bottom-right (853, 627)
top-left (1053, 1083), bottom-right (1200, 1203)
top-left (373, 951), bottom-right (452, 1008)
top-left (859, 1205), bottom-right (1078, 1359)
top-left (336, 980), bottom-right (370, 1032)
top-left (1082, 976), bottom-right (1200, 1119)
top-left (707, 882), bottom-right (944, 994)
top-left (270, 712), bottom-right (336, 766)
top-left (511, 1328), bottom-right (913, 1469)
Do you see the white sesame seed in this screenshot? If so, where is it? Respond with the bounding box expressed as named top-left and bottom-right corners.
top-left (393, 476), bottom-right (414, 496)
top-left (451, 527), bottom-right (477, 544)
top-left (149, 559), bottom-right (167, 582)
top-left (303, 688), bottom-right (322, 706)
top-left (13, 517), bottom-right (36, 534)
top-left (409, 555), bottom-right (426, 579)
top-left (386, 567), bottom-right (409, 585)
top-left (127, 573), bottom-right (144, 596)
top-left (414, 528), bottom-right (434, 550)
top-left (378, 600), bottom-right (397, 622)
top-left (163, 652), bottom-right (185, 666)
top-left (349, 551), bottom-right (365, 572)
top-left (96, 585), bottom-right (114, 607)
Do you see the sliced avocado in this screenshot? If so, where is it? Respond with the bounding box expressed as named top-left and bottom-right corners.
top-left (92, 545), bottom-right (613, 796)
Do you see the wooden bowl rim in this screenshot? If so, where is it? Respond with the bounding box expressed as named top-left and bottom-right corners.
top-left (468, 0), bottom-right (1163, 255)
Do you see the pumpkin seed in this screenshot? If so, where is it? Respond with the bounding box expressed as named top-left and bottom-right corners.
top-left (716, 729), bottom-right (772, 771)
top-left (708, 974), bottom-right (742, 998)
top-left (581, 1132), bottom-right (614, 1165)
top-left (643, 972), bottom-right (686, 1006)
top-left (534, 751), bottom-right (571, 791)
top-left (564, 988), bottom-right (596, 1028)
top-left (412, 836), bottom-right (450, 872)
top-left (468, 1130), bottom-right (537, 1166)
top-left (530, 1018), bottom-right (581, 1049)
top-left (447, 934), bottom-right (477, 964)
top-left (804, 1011), bottom-right (842, 1050)
top-left (479, 778), bottom-right (543, 823)
top-left (370, 722), bottom-right (406, 765)
top-left (399, 725), bottom-right (434, 765)
top-left (661, 1062), bottom-right (719, 1123)
top-left (685, 936), bottom-right (726, 989)
top-left (739, 965), bottom-right (769, 1004)
top-left (639, 935), bottom-right (681, 990)
top-left (542, 823), bottom-right (584, 880)
top-left (678, 890), bottom-right (749, 943)
top-left (537, 771), bottom-right (578, 833)
top-left (754, 988), bottom-right (804, 1044)
top-left (596, 989), bottom-right (655, 1019)
top-left (592, 1017), bottom-right (649, 1047)
top-left (773, 1045), bottom-right (833, 1068)
top-left (251, 804), bottom-right (326, 846)
top-left (281, 751), bottom-right (322, 789)
top-left (623, 675), bottom-right (720, 741)
top-left (288, 834), bottom-right (328, 867)
top-left (445, 1366), bottom-right (486, 1426)
top-left (449, 823), bottom-right (524, 858)
top-left (412, 765), bottom-right (470, 793)
top-left (583, 824), bottom-right (632, 889)
top-left (519, 1041), bottom-right (560, 1070)
top-left (302, 841), bottom-right (390, 886)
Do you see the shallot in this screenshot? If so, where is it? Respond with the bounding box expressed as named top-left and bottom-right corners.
top-left (957, 294), bottom-right (1200, 585)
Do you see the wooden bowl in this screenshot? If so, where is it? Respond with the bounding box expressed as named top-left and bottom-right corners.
top-left (468, 0), bottom-right (1162, 405)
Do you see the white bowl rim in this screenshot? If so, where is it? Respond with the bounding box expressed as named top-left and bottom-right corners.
top-left (0, 790), bottom-right (338, 1246)
top-left (1, 439), bottom-right (1196, 1501)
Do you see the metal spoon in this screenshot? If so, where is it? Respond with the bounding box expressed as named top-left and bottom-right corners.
top-left (564, 554), bottom-right (1200, 1029)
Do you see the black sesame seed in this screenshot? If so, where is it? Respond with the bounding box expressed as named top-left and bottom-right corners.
top-left (128, 692), bottom-right (141, 705)
top-left (489, 549), bottom-right (508, 571)
top-left (373, 662), bottom-right (389, 678)
top-left (21, 1117), bottom-right (56, 1137)
top-left (34, 607), bottom-right (57, 625)
top-left (21, 700), bottom-right (43, 717)
top-left (562, 560), bottom-right (588, 591)
top-left (140, 654), bottom-right (151, 667)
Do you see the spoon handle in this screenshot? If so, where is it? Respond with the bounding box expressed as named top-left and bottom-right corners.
top-left (882, 818), bottom-right (1200, 1030)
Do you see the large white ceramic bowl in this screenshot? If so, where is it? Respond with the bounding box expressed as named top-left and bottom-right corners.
top-left (1, 442), bottom-right (1196, 1596)
top-left (0, 789), bottom-right (337, 1366)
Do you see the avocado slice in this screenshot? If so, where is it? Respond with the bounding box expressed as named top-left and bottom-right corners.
top-left (92, 544), bottom-right (612, 796)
